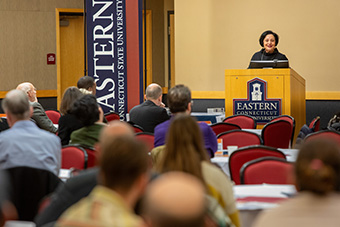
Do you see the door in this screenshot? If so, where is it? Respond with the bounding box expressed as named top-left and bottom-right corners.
top-left (56, 9), bottom-right (85, 109)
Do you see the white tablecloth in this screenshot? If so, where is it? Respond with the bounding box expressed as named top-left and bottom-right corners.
top-left (233, 184), bottom-right (297, 227)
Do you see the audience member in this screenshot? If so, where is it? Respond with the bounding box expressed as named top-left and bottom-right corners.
top-left (69, 94), bottom-right (106, 147)
top-left (143, 172), bottom-right (206, 227)
top-left (0, 90), bottom-right (61, 175)
top-left (58, 87), bottom-right (84, 145)
top-left (327, 112), bottom-right (340, 132)
top-left (154, 84), bottom-right (217, 157)
top-left (16, 82), bottom-right (57, 133)
top-left (77, 76), bottom-right (96, 95)
top-left (154, 114), bottom-right (240, 227)
top-left (56, 136), bottom-right (149, 226)
top-left (35, 121), bottom-right (135, 226)
top-left (129, 83), bottom-right (170, 133)
top-left (254, 139), bottom-right (340, 227)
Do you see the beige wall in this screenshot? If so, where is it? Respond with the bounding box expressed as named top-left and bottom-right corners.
top-left (0, 0), bottom-right (83, 91)
top-left (175, 0), bottom-right (340, 93)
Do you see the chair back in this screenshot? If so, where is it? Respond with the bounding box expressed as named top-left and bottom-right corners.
top-left (104, 112), bottom-right (120, 122)
top-left (270, 115), bottom-right (295, 146)
top-left (80, 145), bottom-right (97, 168)
top-left (240, 157), bottom-right (293, 184)
top-left (132, 124), bottom-right (144, 133)
top-left (217, 130), bottom-right (262, 149)
top-left (262, 120), bottom-right (292, 148)
top-left (228, 145), bottom-right (286, 185)
top-left (210, 122), bottom-right (240, 136)
top-left (45, 110), bottom-right (61, 124)
top-left (309, 116), bottom-right (320, 132)
top-left (304, 130), bottom-right (340, 146)
top-left (223, 114), bottom-right (256, 129)
top-left (61, 145), bottom-right (88, 169)
top-left (136, 132), bottom-right (155, 152)
top-left (6, 167), bottom-right (61, 221)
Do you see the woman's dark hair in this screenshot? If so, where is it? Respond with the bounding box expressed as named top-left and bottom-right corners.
top-left (59, 86), bottom-right (83, 115)
top-left (295, 139), bottom-right (340, 195)
top-left (71, 94), bottom-right (100, 126)
top-left (259, 30), bottom-right (279, 47)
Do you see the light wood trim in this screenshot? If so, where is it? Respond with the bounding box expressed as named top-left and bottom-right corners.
top-left (192, 91), bottom-right (225, 99)
top-left (37, 90), bottom-right (58, 97)
top-left (162, 87), bottom-right (168, 94)
top-left (306, 91), bottom-right (340, 100)
top-left (143, 10), bottom-right (152, 88)
top-left (56, 8), bottom-right (84, 13)
top-left (56, 9), bottom-right (61, 110)
top-left (170, 13), bottom-right (175, 87)
top-left (0, 90), bottom-right (57, 99)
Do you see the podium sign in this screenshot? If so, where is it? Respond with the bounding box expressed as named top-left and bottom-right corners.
top-left (233, 77), bottom-right (282, 124)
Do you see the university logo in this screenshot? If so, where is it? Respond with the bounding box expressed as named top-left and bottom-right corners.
top-left (233, 78), bottom-right (281, 124)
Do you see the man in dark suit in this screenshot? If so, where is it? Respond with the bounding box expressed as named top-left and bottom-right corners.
top-left (129, 83), bottom-right (170, 133)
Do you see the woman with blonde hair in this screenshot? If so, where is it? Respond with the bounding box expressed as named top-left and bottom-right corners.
top-left (154, 114), bottom-right (240, 227)
top-left (254, 139), bottom-right (340, 227)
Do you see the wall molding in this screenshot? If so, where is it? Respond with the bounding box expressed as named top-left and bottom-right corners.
top-left (2, 90), bottom-right (339, 100)
top-left (306, 91), bottom-right (340, 100)
top-left (0, 90), bottom-right (57, 99)
top-left (192, 91), bottom-right (225, 99)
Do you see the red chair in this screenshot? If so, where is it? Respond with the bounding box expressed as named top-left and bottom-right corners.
top-left (228, 145), bottom-right (286, 185)
top-left (240, 157), bottom-right (293, 184)
top-left (45, 110), bottom-right (61, 124)
top-left (270, 115), bottom-right (295, 146)
top-left (210, 122), bottom-right (241, 136)
top-left (104, 112), bottom-right (120, 122)
top-left (61, 145), bottom-right (88, 169)
top-left (223, 114), bottom-right (256, 129)
top-left (309, 116), bottom-right (320, 132)
top-left (132, 124), bottom-right (144, 133)
top-left (217, 129), bottom-right (262, 149)
top-left (136, 132), bottom-right (154, 152)
top-left (80, 145), bottom-right (97, 168)
top-left (304, 130), bottom-right (340, 146)
top-left (261, 120), bottom-right (292, 148)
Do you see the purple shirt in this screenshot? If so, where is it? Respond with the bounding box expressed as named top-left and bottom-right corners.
top-left (154, 119), bottom-right (217, 157)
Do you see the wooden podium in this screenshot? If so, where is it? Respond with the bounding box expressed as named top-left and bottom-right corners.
top-left (225, 68), bottom-right (305, 141)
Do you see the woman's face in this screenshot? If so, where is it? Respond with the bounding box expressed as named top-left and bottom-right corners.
top-left (263, 34), bottom-right (276, 53)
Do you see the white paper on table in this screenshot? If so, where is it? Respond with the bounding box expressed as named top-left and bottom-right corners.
top-left (59, 169), bottom-right (71, 179)
top-left (233, 184), bottom-right (297, 198)
top-left (236, 201), bottom-right (279, 210)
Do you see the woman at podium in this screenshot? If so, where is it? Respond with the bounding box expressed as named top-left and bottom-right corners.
top-left (248, 30), bottom-right (288, 68)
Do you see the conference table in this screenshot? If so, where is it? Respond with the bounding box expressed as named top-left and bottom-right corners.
top-left (210, 148), bottom-right (299, 176)
top-left (191, 112), bottom-right (225, 124)
top-left (233, 184), bottom-right (296, 227)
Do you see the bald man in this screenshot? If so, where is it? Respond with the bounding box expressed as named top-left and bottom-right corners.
top-left (143, 172), bottom-right (206, 227)
top-left (129, 83), bottom-right (170, 133)
top-left (16, 82), bottom-right (57, 133)
top-left (35, 121), bottom-right (135, 226)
